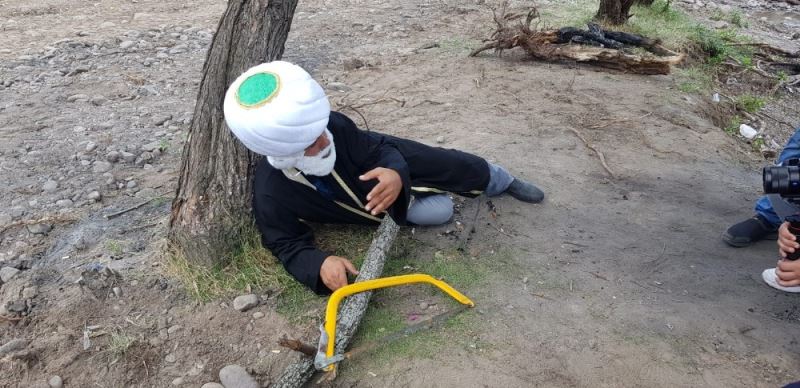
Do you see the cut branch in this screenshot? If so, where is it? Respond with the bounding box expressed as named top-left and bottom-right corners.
top-left (272, 217), bottom-right (400, 387)
top-left (471, 5), bottom-right (684, 75)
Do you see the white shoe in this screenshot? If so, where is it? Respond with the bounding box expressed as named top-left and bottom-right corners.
top-left (761, 268), bottom-right (800, 293)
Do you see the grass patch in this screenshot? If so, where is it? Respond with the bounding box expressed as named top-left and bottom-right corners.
top-left (736, 94), bottom-right (766, 113)
top-left (675, 66), bottom-right (714, 93)
top-left (105, 240), bottom-right (124, 256)
top-left (724, 115), bottom-right (742, 135)
top-left (108, 330), bottom-right (137, 357)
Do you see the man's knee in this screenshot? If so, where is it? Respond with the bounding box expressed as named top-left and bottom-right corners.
top-left (407, 195), bottom-right (453, 226)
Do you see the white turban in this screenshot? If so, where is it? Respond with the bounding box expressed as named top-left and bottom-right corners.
top-left (223, 61), bottom-right (331, 157)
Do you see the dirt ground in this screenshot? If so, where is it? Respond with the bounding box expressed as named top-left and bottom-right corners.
top-left (1, 0), bottom-right (799, 387)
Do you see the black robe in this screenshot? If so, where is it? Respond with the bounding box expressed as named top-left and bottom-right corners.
top-left (252, 111), bottom-right (490, 294)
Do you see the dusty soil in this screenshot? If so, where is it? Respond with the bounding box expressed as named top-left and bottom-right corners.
top-left (1, 0), bottom-right (798, 387)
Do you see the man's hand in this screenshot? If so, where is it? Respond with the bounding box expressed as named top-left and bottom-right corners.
top-left (320, 256), bottom-right (359, 291)
top-left (776, 259), bottom-right (800, 287)
top-left (777, 221), bottom-right (799, 259)
top-left (359, 167), bottom-right (402, 215)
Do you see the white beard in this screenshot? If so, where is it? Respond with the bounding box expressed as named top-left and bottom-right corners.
top-left (266, 129), bottom-right (336, 176)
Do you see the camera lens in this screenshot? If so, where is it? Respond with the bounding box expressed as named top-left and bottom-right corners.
top-left (763, 165), bottom-right (800, 195)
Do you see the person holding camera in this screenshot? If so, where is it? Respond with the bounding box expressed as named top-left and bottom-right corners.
top-left (724, 127), bottom-right (800, 292)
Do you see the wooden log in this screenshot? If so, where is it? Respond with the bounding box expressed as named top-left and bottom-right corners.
top-left (272, 217), bottom-right (400, 387)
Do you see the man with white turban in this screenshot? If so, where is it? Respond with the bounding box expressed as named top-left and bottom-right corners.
top-left (224, 61), bottom-right (545, 294)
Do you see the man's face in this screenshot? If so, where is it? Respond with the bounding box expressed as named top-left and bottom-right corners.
top-left (292, 130), bottom-right (336, 176)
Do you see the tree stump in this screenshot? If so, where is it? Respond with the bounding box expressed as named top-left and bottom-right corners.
top-left (595, 0), bottom-right (637, 25)
top-left (169, 0), bottom-right (298, 266)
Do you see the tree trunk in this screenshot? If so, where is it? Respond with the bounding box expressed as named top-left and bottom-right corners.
top-left (169, 0), bottom-right (298, 267)
top-left (595, 0), bottom-right (637, 25)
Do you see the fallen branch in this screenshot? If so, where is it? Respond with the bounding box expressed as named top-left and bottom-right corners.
top-left (470, 4), bottom-right (684, 75)
top-left (568, 128), bottom-right (616, 178)
top-left (272, 217), bottom-right (400, 387)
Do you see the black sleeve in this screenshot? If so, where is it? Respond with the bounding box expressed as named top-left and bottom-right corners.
top-left (330, 112), bottom-right (411, 224)
top-left (253, 194), bottom-right (332, 295)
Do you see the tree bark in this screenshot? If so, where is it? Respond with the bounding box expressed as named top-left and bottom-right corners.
top-left (169, 0), bottom-right (298, 266)
top-left (272, 218), bottom-right (400, 387)
top-left (595, 0), bottom-right (637, 25)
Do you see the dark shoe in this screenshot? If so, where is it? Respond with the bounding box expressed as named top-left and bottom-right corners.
top-left (722, 215), bottom-right (778, 247)
top-left (506, 178), bottom-right (544, 203)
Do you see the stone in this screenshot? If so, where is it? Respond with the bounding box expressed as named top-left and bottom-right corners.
top-left (171, 377), bottom-right (184, 386)
top-left (165, 353), bottom-right (177, 363)
top-left (100, 21), bottom-right (116, 28)
top-left (233, 294), bottom-right (259, 312)
top-left (56, 199), bottom-right (74, 208)
top-left (436, 135), bottom-right (445, 144)
top-left (126, 180), bottom-right (138, 189)
top-left (120, 40), bottom-right (136, 49)
top-left (419, 301), bottom-right (429, 310)
top-left (92, 161), bottom-right (113, 173)
top-left (343, 58), bottom-right (365, 71)
top-left (713, 20), bottom-right (729, 29)
top-left (42, 179), bottom-right (58, 193)
top-left (0, 267), bottom-right (20, 282)
top-left (219, 365), bottom-right (258, 388)
top-left (22, 286), bottom-right (38, 299)
top-left (85, 141), bottom-right (98, 152)
top-left (167, 325), bottom-right (182, 334)
top-left (106, 151), bottom-right (120, 163)
top-left (91, 96), bottom-right (108, 106)
top-left (142, 141), bottom-right (162, 152)
top-left (153, 114), bottom-right (173, 126)
top-left (66, 94), bottom-right (89, 102)
top-left (87, 191), bottom-right (102, 201)
top-left (0, 338), bottom-right (28, 357)
top-left (793, 32), bottom-right (800, 40)
top-left (121, 151), bottom-right (136, 163)
top-left (48, 376), bottom-right (63, 388)
top-left (327, 82), bottom-right (350, 92)
top-left (27, 223), bottom-right (52, 235)
top-left (201, 384), bottom-right (224, 388)
top-left (252, 312), bottom-right (265, 319)
top-left (112, 287), bottom-right (123, 297)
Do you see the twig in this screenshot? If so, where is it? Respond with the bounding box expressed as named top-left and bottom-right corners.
top-left (586, 271), bottom-right (609, 281)
top-left (0, 214), bottom-right (78, 234)
top-left (567, 128), bottom-right (616, 178)
top-left (0, 315), bottom-right (23, 322)
top-left (338, 105), bottom-right (370, 131)
top-left (103, 191), bottom-right (172, 219)
top-left (531, 292), bottom-right (555, 301)
top-left (410, 99), bottom-right (444, 108)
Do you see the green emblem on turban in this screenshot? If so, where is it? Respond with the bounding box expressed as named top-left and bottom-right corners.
top-left (236, 72), bottom-right (280, 108)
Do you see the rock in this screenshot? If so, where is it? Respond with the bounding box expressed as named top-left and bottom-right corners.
top-left (135, 152), bottom-right (153, 166)
top-left (133, 13), bottom-right (150, 20)
top-left (343, 58), bottom-right (365, 71)
top-left (87, 191), bottom-right (102, 201)
top-left (42, 179), bottom-right (59, 193)
top-left (713, 20), bottom-right (729, 29)
top-left (91, 96), bottom-right (108, 106)
top-left (92, 161), bottom-right (113, 173)
top-left (171, 377), bottom-right (184, 386)
top-left (142, 141), bottom-right (162, 152)
top-left (793, 32), bottom-right (800, 40)
top-left (48, 376), bottom-right (63, 388)
top-left (252, 311), bottom-right (265, 319)
top-left (167, 325), bottom-right (182, 334)
top-left (55, 199), bottom-right (74, 208)
top-left (152, 114), bottom-right (173, 126)
top-left (165, 353), bottom-right (177, 363)
top-left (419, 301), bottom-right (429, 310)
top-left (0, 338), bottom-right (28, 357)
top-left (201, 384), bottom-right (224, 388)
top-left (66, 94), bottom-right (89, 102)
top-left (219, 365), bottom-right (258, 388)
top-left (112, 287), bottom-right (123, 297)
top-left (126, 180), bottom-right (138, 189)
top-left (121, 151), bottom-right (136, 163)
top-left (85, 141), bottom-right (98, 152)
top-left (22, 286), bottom-right (38, 299)
top-left (0, 267), bottom-right (20, 282)
top-left (119, 40), bottom-right (136, 49)
top-left (233, 294), bottom-right (259, 312)
top-left (436, 135), bottom-right (445, 144)
top-left (327, 82), bottom-right (350, 92)
top-left (100, 21), bottom-right (116, 28)
top-left (106, 151), bottom-right (120, 163)
top-left (27, 223), bottom-right (52, 235)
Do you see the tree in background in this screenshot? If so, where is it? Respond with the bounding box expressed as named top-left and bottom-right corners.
top-left (596, 0), bottom-right (658, 25)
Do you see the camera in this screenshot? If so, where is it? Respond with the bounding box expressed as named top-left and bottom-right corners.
top-left (763, 158), bottom-right (800, 260)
